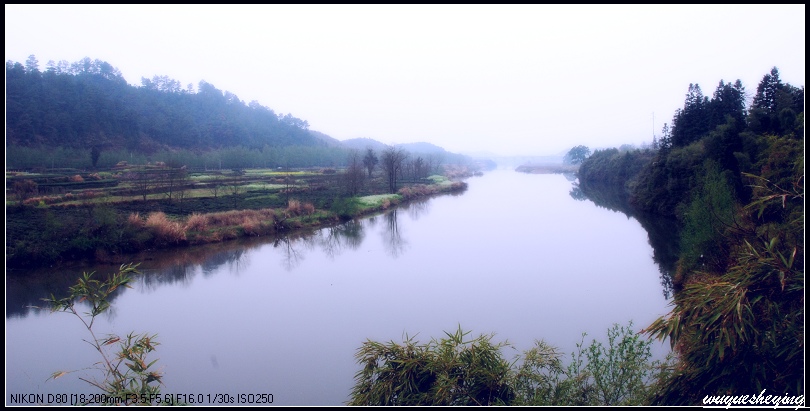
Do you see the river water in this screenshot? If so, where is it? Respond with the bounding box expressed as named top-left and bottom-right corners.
top-left (6, 168), bottom-right (672, 406)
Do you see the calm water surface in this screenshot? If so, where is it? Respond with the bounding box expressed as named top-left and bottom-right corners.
top-left (6, 169), bottom-right (672, 405)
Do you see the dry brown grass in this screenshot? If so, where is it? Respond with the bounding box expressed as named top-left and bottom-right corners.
top-left (398, 184), bottom-right (439, 200)
top-left (287, 199), bottom-right (302, 216)
top-left (241, 217), bottom-right (263, 236)
top-left (220, 227), bottom-right (239, 241)
top-left (205, 209), bottom-right (277, 227)
top-left (145, 212), bottom-right (186, 244)
top-left (23, 196), bottom-right (51, 206)
top-left (286, 199), bottom-right (315, 217)
top-left (128, 212), bottom-right (145, 228)
top-left (186, 208), bottom-right (280, 241)
top-left (185, 213), bottom-right (209, 231)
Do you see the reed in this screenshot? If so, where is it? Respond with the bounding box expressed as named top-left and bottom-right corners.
top-left (145, 212), bottom-right (186, 244)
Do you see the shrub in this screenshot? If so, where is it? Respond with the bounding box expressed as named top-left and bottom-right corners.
top-left (645, 169), bottom-right (804, 404)
top-left (678, 160), bottom-right (738, 274)
top-left (350, 326), bottom-right (514, 406)
top-left (185, 213), bottom-right (209, 232)
top-left (349, 323), bottom-right (664, 406)
top-left (287, 199), bottom-right (302, 216)
top-left (43, 264), bottom-right (167, 405)
top-left (331, 197), bottom-right (360, 219)
top-left (127, 212), bottom-right (144, 228)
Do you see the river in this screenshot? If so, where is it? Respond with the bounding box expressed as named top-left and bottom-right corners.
top-left (5, 168), bottom-right (672, 406)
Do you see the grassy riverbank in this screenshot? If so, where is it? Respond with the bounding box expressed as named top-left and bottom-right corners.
top-left (6, 167), bottom-right (468, 269)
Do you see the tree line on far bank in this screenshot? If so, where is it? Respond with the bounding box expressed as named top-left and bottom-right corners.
top-left (573, 66), bottom-right (803, 404)
top-left (6, 56), bottom-right (318, 155)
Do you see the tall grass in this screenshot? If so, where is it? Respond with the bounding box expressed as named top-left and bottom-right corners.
top-left (127, 212), bottom-right (145, 228)
top-left (144, 212), bottom-right (186, 245)
top-left (286, 199), bottom-right (315, 217)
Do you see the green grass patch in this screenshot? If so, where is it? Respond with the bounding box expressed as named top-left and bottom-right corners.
top-left (241, 183), bottom-right (288, 191)
top-left (244, 169), bottom-right (317, 177)
top-left (356, 194), bottom-right (401, 207)
top-left (189, 174), bottom-right (226, 181)
top-left (426, 174), bottom-right (449, 184)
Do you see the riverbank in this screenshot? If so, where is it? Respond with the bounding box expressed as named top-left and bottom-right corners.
top-left (5, 174), bottom-right (467, 269)
top-left (515, 163), bottom-right (579, 174)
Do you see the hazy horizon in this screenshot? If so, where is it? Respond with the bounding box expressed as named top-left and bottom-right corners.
top-left (5, 4), bottom-right (805, 157)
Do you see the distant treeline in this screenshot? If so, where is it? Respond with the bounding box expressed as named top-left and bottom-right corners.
top-left (5, 55), bottom-right (476, 170)
top-left (6, 56), bottom-right (324, 157)
top-left (6, 144), bottom-right (353, 170)
top-left (579, 67), bottom-right (803, 218)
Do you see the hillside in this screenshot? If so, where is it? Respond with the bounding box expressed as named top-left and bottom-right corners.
top-left (5, 56), bottom-right (481, 170)
top-left (341, 137), bottom-right (390, 152)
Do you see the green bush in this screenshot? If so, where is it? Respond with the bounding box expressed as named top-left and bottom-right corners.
top-left (349, 322), bottom-right (667, 406)
top-left (330, 197), bottom-right (361, 220)
top-left (646, 168), bottom-right (804, 404)
top-left (679, 160), bottom-right (738, 273)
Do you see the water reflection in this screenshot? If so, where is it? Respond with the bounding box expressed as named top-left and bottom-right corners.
top-left (8, 239), bottom-right (267, 318)
top-left (201, 249), bottom-right (250, 277)
top-left (571, 179), bottom-right (679, 299)
top-left (319, 220), bottom-right (365, 260)
top-left (274, 236), bottom-right (305, 271)
top-left (7, 170), bottom-right (672, 406)
top-left (5, 211), bottom-right (412, 317)
top-left (569, 184), bottom-right (587, 201)
top-left (382, 209), bottom-right (408, 258)
top-left (406, 198), bottom-right (431, 220)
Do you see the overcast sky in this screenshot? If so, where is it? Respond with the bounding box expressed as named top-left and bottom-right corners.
top-left (5, 4), bottom-right (805, 157)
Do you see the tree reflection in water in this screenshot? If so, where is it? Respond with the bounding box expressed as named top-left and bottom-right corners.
top-left (382, 209), bottom-right (408, 258)
top-left (571, 180), bottom-right (680, 300)
top-left (319, 220), bottom-right (365, 260)
top-left (274, 236), bottom-right (304, 271)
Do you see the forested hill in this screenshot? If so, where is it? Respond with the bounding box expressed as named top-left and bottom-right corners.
top-left (5, 56), bottom-right (321, 153)
top-left (575, 67), bottom-right (804, 404)
top-left (578, 66), bottom-right (804, 218)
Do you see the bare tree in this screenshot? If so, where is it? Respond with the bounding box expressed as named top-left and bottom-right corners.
top-left (426, 153), bottom-right (444, 176)
top-left (381, 146), bottom-right (408, 193)
top-left (125, 168), bottom-right (160, 201)
top-left (344, 150), bottom-right (365, 196)
top-left (162, 166), bottom-right (188, 202)
top-left (208, 175), bottom-right (223, 198)
top-left (412, 156), bottom-right (427, 180)
top-left (173, 167), bottom-right (191, 205)
top-left (362, 148), bottom-right (379, 178)
top-left (226, 183), bottom-right (244, 207)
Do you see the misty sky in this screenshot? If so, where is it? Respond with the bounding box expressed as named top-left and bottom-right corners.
top-left (5, 4), bottom-right (805, 157)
